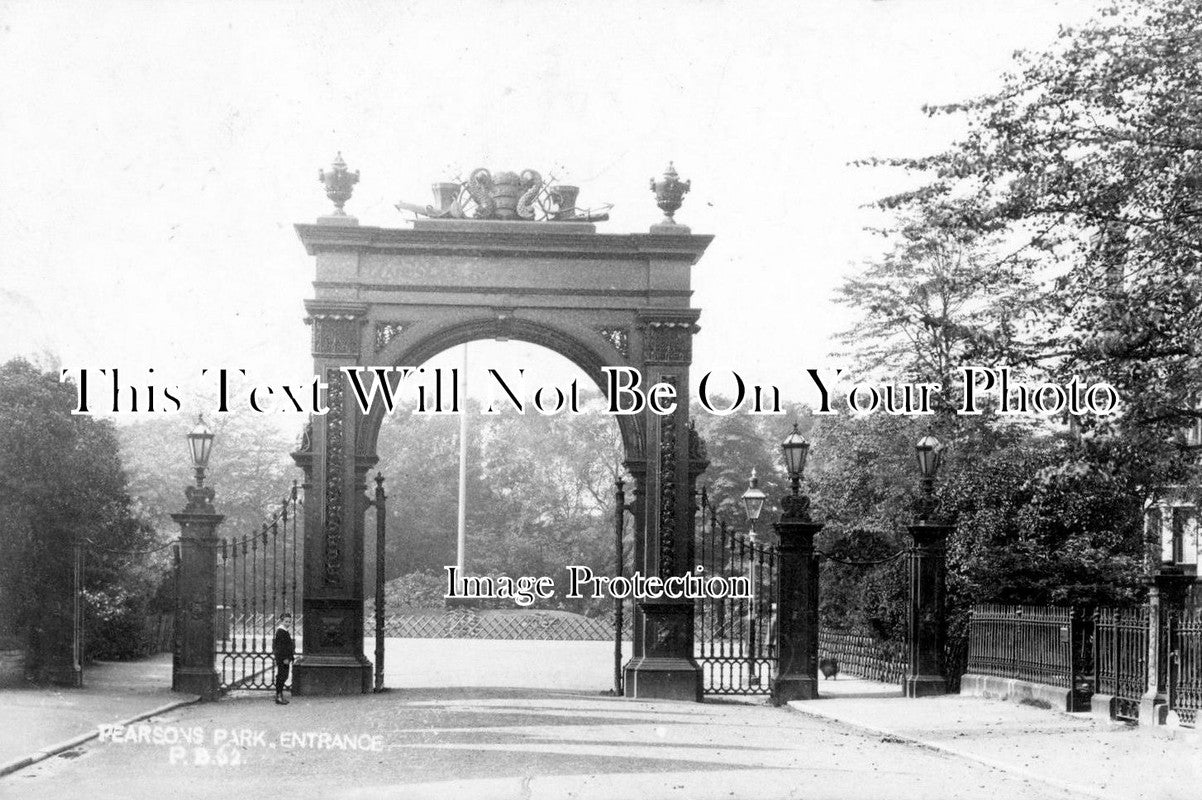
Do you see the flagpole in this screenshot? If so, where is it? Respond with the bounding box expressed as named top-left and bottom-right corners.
top-left (456, 344), bottom-right (468, 584)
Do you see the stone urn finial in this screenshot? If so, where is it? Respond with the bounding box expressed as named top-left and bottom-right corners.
top-left (318, 152), bottom-right (360, 216)
top-left (650, 161), bottom-right (691, 224)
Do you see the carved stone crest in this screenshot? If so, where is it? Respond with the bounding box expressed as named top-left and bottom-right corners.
top-left (396, 169), bottom-right (611, 222)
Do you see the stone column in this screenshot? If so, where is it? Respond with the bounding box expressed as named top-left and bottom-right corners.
top-left (1139, 566), bottom-right (1191, 724)
top-left (624, 311), bottom-right (703, 701)
top-left (292, 300), bottom-right (374, 695)
top-left (172, 485), bottom-right (223, 701)
top-left (772, 494), bottom-right (822, 704)
top-left (904, 523), bottom-right (951, 698)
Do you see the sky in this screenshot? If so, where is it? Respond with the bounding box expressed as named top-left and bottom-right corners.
top-left (0, 0), bottom-right (1102, 416)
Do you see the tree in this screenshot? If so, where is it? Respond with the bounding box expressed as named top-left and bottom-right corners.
top-left (119, 412), bottom-right (299, 540)
top-left (835, 206), bottom-right (1049, 403)
top-left (871, 0), bottom-right (1202, 490)
top-left (368, 395), bottom-right (626, 616)
top-left (0, 359), bottom-right (158, 672)
top-left (692, 400), bottom-right (795, 522)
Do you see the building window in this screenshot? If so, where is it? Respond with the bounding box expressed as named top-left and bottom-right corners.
top-left (1186, 393), bottom-right (1202, 448)
top-left (1171, 508), bottom-right (1187, 564)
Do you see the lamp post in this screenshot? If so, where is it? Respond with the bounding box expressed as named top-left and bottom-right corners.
top-left (741, 469), bottom-right (766, 538)
top-left (771, 423), bottom-right (823, 705)
top-left (188, 415), bottom-right (215, 487)
top-left (741, 471), bottom-right (766, 682)
top-left (172, 414), bottom-right (223, 701)
top-left (904, 433), bottom-right (950, 698)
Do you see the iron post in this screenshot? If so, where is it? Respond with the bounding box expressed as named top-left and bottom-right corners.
top-left (771, 490), bottom-right (822, 704)
top-left (614, 477), bottom-right (626, 696)
top-left (905, 436), bottom-right (950, 698)
top-left (371, 473), bottom-right (387, 692)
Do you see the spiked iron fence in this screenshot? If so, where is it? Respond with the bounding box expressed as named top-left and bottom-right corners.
top-left (1168, 607), bottom-right (1202, 726)
top-left (964, 602), bottom-right (1201, 727)
top-left (215, 483), bottom-right (302, 691)
top-left (967, 604), bottom-right (1083, 689)
top-left (1094, 606), bottom-right (1148, 722)
top-left (694, 488), bottom-right (778, 695)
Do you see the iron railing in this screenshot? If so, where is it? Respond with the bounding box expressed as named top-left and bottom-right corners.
top-left (1168, 607), bottom-right (1202, 726)
top-left (1094, 606), bottom-right (1148, 722)
top-left (966, 604), bottom-right (1080, 689)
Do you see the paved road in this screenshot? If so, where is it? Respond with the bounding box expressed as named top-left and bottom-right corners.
top-left (2, 686), bottom-right (1086, 800)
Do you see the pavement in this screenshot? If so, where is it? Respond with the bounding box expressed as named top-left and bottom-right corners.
top-left (1, 647), bottom-right (1199, 799)
top-left (790, 676), bottom-right (1202, 800)
top-left (0, 654), bottom-right (196, 774)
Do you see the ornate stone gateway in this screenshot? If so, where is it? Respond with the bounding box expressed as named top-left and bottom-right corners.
top-left (290, 157), bottom-right (712, 700)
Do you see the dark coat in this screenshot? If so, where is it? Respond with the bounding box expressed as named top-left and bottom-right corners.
top-left (273, 627), bottom-right (294, 661)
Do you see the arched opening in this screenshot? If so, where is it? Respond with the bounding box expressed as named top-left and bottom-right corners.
top-left (363, 337), bottom-right (634, 691)
top-left (361, 316), bottom-right (644, 465)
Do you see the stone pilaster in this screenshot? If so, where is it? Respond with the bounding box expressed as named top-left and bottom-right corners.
top-left (1139, 567), bottom-right (1192, 724)
top-left (292, 300), bottom-right (373, 696)
top-left (624, 310), bottom-right (703, 701)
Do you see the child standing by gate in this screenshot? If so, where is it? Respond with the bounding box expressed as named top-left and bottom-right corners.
top-left (273, 613), bottom-right (294, 705)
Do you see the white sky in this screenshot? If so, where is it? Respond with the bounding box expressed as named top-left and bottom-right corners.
top-left (0, 0), bottom-right (1101, 412)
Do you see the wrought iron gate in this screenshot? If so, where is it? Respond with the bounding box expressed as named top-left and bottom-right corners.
top-left (1168, 607), bottom-right (1201, 726)
top-left (694, 488), bottom-right (778, 695)
top-left (215, 483), bottom-right (302, 691)
top-left (1094, 606), bottom-right (1148, 722)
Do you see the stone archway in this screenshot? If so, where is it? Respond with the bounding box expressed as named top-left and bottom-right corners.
top-left (288, 169), bottom-right (714, 700)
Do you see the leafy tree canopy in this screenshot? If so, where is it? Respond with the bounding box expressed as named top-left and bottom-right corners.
top-left (0, 359), bottom-right (158, 668)
top-left (864, 0), bottom-right (1202, 486)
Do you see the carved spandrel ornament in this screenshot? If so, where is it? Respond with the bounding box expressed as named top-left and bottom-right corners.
top-left (597, 327), bottom-right (630, 358)
top-left (373, 323), bottom-right (406, 353)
